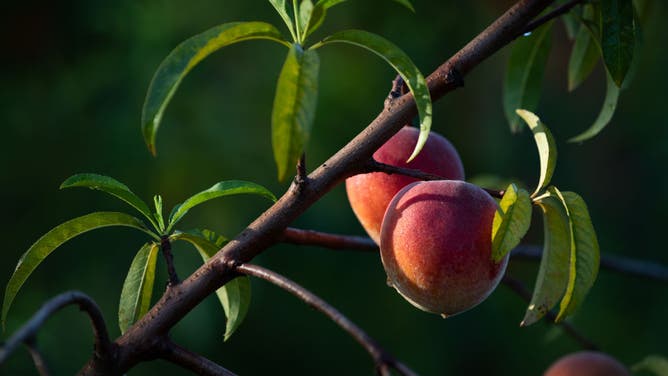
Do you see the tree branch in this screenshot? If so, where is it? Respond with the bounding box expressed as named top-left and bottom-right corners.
top-left (282, 227), bottom-right (378, 251)
top-left (235, 263), bottom-right (417, 376)
top-left (157, 339), bottom-right (237, 376)
top-left (501, 276), bottom-right (598, 350)
top-left (522, 0), bottom-right (585, 35)
top-left (0, 291), bottom-right (112, 367)
top-left (25, 340), bottom-right (51, 376)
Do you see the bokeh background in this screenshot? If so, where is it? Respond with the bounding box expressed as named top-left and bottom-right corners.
top-left (1, 0), bottom-right (666, 374)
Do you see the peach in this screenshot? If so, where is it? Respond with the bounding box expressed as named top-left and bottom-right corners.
top-left (345, 126), bottom-right (465, 244)
top-left (379, 180), bottom-right (507, 316)
top-left (544, 352), bottom-right (630, 376)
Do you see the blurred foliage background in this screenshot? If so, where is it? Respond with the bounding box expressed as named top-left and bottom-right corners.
top-left (1, 0), bottom-right (666, 374)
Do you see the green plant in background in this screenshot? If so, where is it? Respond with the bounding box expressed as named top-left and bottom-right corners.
top-left (141, 0), bottom-right (432, 181)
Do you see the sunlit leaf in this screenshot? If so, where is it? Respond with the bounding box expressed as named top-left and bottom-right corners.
top-left (503, 23), bottom-right (553, 133)
top-left (568, 5), bottom-right (600, 91)
top-left (522, 195), bottom-right (570, 326)
top-left (568, 73), bottom-right (620, 142)
top-left (142, 22), bottom-right (289, 155)
top-left (632, 355), bottom-right (668, 376)
top-left (316, 30), bottom-right (431, 162)
top-left (515, 110), bottom-right (557, 196)
top-left (170, 230), bottom-right (250, 340)
top-left (168, 181), bottom-right (276, 231)
top-left (491, 183), bottom-right (532, 263)
top-left (272, 44), bottom-right (320, 181)
top-left (118, 242), bottom-right (159, 334)
top-left (268, 0), bottom-right (297, 40)
top-left (298, 0), bottom-right (315, 40)
top-left (601, 0), bottom-right (635, 87)
top-left (552, 189), bottom-right (600, 322)
top-left (2, 212), bottom-right (156, 328)
top-left (60, 173), bottom-right (159, 231)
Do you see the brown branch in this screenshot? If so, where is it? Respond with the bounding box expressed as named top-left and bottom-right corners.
top-left (0, 291), bottom-right (112, 367)
top-left (157, 339), bottom-right (237, 376)
top-left (501, 276), bottom-right (599, 350)
top-left (25, 340), bottom-right (51, 376)
top-left (81, 1), bottom-right (558, 373)
top-left (522, 0), bottom-right (585, 35)
top-left (363, 159), bottom-right (505, 198)
top-left (161, 235), bottom-right (180, 286)
top-left (235, 263), bottom-right (417, 376)
top-left (282, 227), bottom-right (378, 251)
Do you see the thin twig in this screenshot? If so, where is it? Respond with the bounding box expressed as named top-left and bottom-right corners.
top-left (522, 0), bottom-right (585, 35)
top-left (295, 152), bottom-right (308, 188)
top-left (362, 159), bottom-right (505, 198)
top-left (157, 339), bottom-right (237, 376)
top-left (161, 236), bottom-right (180, 286)
top-left (235, 263), bottom-right (418, 376)
top-left (25, 340), bottom-right (51, 376)
top-left (511, 246), bottom-right (668, 282)
top-left (0, 291), bottom-right (112, 366)
top-left (282, 227), bottom-right (378, 251)
top-left (502, 275), bottom-right (598, 350)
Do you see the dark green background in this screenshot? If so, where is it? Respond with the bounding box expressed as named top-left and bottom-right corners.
top-left (1, 1), bottom-right (666, 375)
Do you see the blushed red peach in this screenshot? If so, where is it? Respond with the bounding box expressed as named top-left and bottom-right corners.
top-left (345, 126), bottom-right (464, 243)
top-left (379, 180), bottom-right (507, 316)
top-left (544, 352), bottom-right (630, 376)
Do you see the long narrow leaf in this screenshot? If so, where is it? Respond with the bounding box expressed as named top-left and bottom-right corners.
top-left (503, 23), bottom-right (553, 132)
top-left (168, 181), bottom-right (276, 231)
top-left (142, 22), bottom-right (289, 155)
top-left (601, 0), bottom-right (635, 87)
top-left (552, 189), bottom-right (600, 322)
top-left (2, 212), bottom-right (156, 328)
top-left (272, 44), bottom-right (320, 181)
top-left (522, 195), bottom-right (570, 326)
top-left (268, 0), bottom-right (297, 40)
top-left (516, 110), bottom-right (557, 196)
top-left (316, 30), bottom-right (432, 162)
top-left (491, 183), bottom-right (532, 262)
top-left (60, 173), bottom-right (159, 231)
top-left (568, 5), bottom-right (600, 91)
top-left (118, 242), bottom-right (159, 334)
top-left (171, 230), bottom-right (251, 341)
top-left (568, 73), bottom-right (620, 142)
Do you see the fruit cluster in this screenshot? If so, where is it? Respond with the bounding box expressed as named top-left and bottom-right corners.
top-left (346, 126), bottom-right (508, 316)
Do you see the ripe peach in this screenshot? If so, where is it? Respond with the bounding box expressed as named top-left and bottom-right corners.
top-left (379, 180), bottom-right (507, 316)
top-left (346, 126), bottom-right (465, 243)
top-left (544, 351), bottom-right (630, 376)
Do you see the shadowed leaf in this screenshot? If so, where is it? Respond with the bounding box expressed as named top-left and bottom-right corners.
top-left (569, 73), bottom-right (620, 142)
top-left (601, 0), bottom-right (635, 87)
top-left (568, 5), bottom-right (600, 91)
top-left (632, 355), bottom-right (668, 376)
top-left (118, 242), bottom-right (159, 334)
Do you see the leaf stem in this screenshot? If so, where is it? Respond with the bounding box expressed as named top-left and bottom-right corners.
top-left (160, 236), bottom-right (180, 286)
top-left (157, 339), bottom-right (237, 376)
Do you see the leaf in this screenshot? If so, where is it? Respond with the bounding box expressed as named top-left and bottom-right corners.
top-left (153, 195), bottom-right (165, 233)
top-left (118, 242), bottom-right (159, 334)
top-left (568, 5), bottom-right (601, 91)
top-left (272, 44), bottom-right (320, 181)
top-left (391, 0), bottom-right (415, 12)
top-left (2, 212), bottom-right (156, 328)
top-left (515, 110), bottom-right (557, 196)
top-left (552, 189), bottom-right (600, 322)
top-left (568, 73), bottom-right (620, 142)
top-left (315, 30), bottom-right (432, 162)
top-left (298, 0), bottom-right (315, 40)
top-left (521, 195), bottom-right (570, 326)
top-left (168, 181), bottom-right (276, 232)
top-left (268, 0), bottom-right (297, 40)
top-left (141, 22), bottom-right (289, 155)
top-left (601, 0), bottom-right (635, 87)
top-left (491, 183), bottom-right (532, 263)
top-left (632, 355), bottom-right (668, 376)
top-left (60, 173), bottom-right (159, 231)
top-left (562, 13), bottom-right (579, 40)
top-left (503, 23), bottom-right (553, 133)
top-left (171, 230), bottom-right (250, 341)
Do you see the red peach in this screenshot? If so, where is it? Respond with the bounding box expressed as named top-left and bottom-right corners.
top-left (544, 351), bottom-right (630, 376)
top-left (380, 180), bottom-right (507, 316)
top-left (346, 126), bottom-right (465, 243)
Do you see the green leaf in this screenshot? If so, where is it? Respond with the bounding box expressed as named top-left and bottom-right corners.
top-left (632, 355), bottom-right (668, 376)
top-left (562, 13), bottom-right (579, 40)
top-left (568, 5), bottom-right (601, 91)
top-left (552, 189), bottom-right (600, 322)
top-left (171, 230), bottom-right (250, 341)
top-left (153, 195), bottom-right (165, 233)
top-left (141, 22), bottom-right (289, 155)
top-left (503, 23), bottom-right (553, 133)
top-left (60, 173), bottom-right (159, 231)
top-left (2, 212), bottom-right (156, 328)
top-left (315, 30), bottom-right (432, 162)
top-left (601, 0), bottom-right (635, 87)
top-left (491, 183), bottom-right (532, 263)
top-left (391, 0), bottom-right (415, 12)
top-left (515, 110), bottom-right (557, 197)
top-left (521, 195), bottom-right (570, 326)
top-left (568, 73), bottom-right (620, 142)
top-left (298, 0), bottom-right (315, 41)
top-left (168, 181), bottom-right (276, 231)
top-left (272, 44), bottom-right (320, 181)
top-left (118, 242), bottom-right (159, 334)
top-left (268, 0), bottom-right (298, 40)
